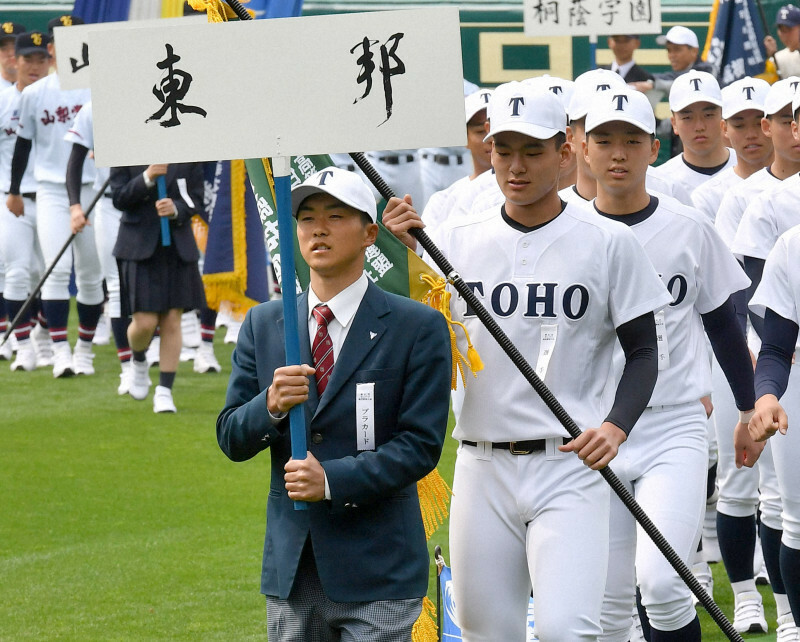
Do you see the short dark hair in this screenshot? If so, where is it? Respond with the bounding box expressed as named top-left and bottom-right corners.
top-left (553, 131), bottom-right (567, 149)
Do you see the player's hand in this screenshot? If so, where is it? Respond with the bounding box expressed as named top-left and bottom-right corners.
top-left (6, 193), bottom-right (24, 217)
top-left (155, 198), bottom-right (177, 218)
top-left (382, 195), bottom-right (422, 251)
top-left (630, 80), bottom-right (653, 93)
top-left (734, 419), bottom-right (765, 468)
top-left (70, 203), bottom-right (89, 234)
top-left (764, 35), bottom-right (778, 58)
top-left (145, 163), bottom-right (168, 180)
top-left (700, 395), bottom-right (713, 419)
top-left (267, 364), bottom-right (315, 415)
top-left (284, 451), bottom-right (325, 502)
top-left (559, 421), bottom-right (627, 470)
top-left (748, 394), bottom-right (788, 442)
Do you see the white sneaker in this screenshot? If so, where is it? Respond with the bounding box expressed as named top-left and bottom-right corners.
top-left (0, 335), bottom-right (12, 360)
top-left (52, 342), bottom-right (74, 378)
top-left (10, 341), bottom-right (36, 371)
top-left (181, 311), bottom-right (201, 348)
top-left (117, 362), bottom-right (132, 395)
top-left (32, 323), bottom-right (54, 367)
top-left (146, 336), bottom-right (160, 367)
top-left (691, 561), bottom-right (714, 606)
top-left (224, 320), bottom-right (241, 344)
top-left (629, 611), bottom-right (645, 642)
top-left (194, 342), bottom-right (221, 373)
top-left (129, 359), bottom-right (151, 400)
top-left (733, 591), bottom-right (768, 634)
top-left (93, 312), bottom-right (110, 345)
top-left (72, 341), bottom-right (95, 375)
top-left (179, 346), bottom-right (196, 362)
top-left (777, 614), bottom-right (800, 642)
top-left (153, 385), bottom-right (177, 413)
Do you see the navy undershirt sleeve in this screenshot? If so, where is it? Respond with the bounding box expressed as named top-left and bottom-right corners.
top-left (605, 312), bottom-right (658, 435)
top-left (701, 295), bottom-right (756, 411)
top-left (66, 143), bottom-right (89, 206)
top-left (755, 308), bottom-right (799, 400)
top-left (9, 136), bottom-right (32, 195)
top-left (744, 256), bottom-right (766, 339)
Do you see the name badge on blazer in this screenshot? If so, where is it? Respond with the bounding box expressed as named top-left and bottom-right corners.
top-left (356, 382), bottom-right (375, 451)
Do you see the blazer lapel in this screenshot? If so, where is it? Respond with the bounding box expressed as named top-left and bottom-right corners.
top-left (314, 283), bottom-right (389, 417)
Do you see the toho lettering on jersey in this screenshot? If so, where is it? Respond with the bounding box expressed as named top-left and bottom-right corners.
top-left (463, 281), bottom-right (590, 320)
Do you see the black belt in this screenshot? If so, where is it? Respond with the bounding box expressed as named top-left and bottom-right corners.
top-left (103, 192), bottom-right (113, 198)
top-left (424, 154), bottom-right (464, 166)
top-left (377, 154), bottom-right (415, 165)
top-left (21, 192), bottom-right (36, 201)
top-left (462, 437), bottom-right (570, 455)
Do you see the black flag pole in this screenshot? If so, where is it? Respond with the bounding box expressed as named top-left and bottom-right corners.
top-left (348, 150), bottom-right (744, 642)
top-left (0, 177), bottom-right (110, 349)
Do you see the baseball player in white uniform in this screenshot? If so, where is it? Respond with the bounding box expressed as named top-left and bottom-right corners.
top-left (64, 101), bottom-right (133, 393)
top-left (727, 89), bottom-right (800, 639)
top-left (582, 88), bottom-right (755, 641)
top-left (384, 82), bottom-right (670, 641)
top-left (748, 223), bottom-right (800, 635)
top-left (6, 14), bottom-right (102, 379)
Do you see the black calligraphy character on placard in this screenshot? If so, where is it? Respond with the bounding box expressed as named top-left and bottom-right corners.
top-left (569, 0), bottom-right (592, 26)
top-left (70, 42), bottom-right (89, 74)
top-left (351, 33), bottom-right (406, 125)
top-left (600, 0), bottom-right (622, 25)
top-left (630, 0), bottom-right (652, 22)
top-left (145, 44), bottom-right (207, 128)
top-left (531, 0), bottom-right (560, 24)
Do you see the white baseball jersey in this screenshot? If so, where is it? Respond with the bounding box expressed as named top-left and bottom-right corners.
top-left (649, 149), bottom-right (737, 199)
top-left (430, 203), bottom-right (671, 442)
top-left (0, 77), bottom-right (12, 90)
top-left (421, 174), bottom-right (469, 234)
top-left (64, 101), bottom-right (108, 191)
top-left (690, 166), bottom-right (742, 223)
top-left (731, 172), bottom-right (800, 260)
top-left (645, 167), bottom-right (693, 206)
top-left (715, 167), bottom-right (780, 251)
top-left (16, 73), bottom-right (94, 185)
top-left (603, 197), bottom-right (750, 406)
top-left (0, 84), bottom-right (36, 194)
top-left (750, 224), bottom-right (800, 350)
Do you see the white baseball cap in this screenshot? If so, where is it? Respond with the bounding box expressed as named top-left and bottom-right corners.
top-left (764, 76), bottom-right (800, 115)
top-left (483, 81), bottom-right (566, 142)
top-left (669, 70), bottom-right (723, 111)
top-left (721, 77), bottom-right (770, 119)
top-left (656, 25), bottom-right (699, 48)
top-left (585, 87), bottom-right (656, 135)
top-left (465, 88), bottom-right (493, 123)
top-left (291, 166), bottom-right (377, 223)
top-left (793, 83), bottom-right (800, 117)
top-left (567, 68), bottom-right (627, 121)
top-left (522, 75), bottom-right (575, 115)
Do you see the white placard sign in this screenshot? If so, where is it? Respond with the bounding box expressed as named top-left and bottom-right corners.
top-left (53, 15), bottom-right (207, 90)
top-left (89, 8), bottom-right (465, 167)
top-left (523, 0), bottom-right (661, 37)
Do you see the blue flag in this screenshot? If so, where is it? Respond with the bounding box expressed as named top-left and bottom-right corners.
top-left (704, 0), bottom-right (767, 86)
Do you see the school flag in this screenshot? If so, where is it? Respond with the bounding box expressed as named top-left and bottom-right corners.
top-left (71, 0), bottom-right (195, 22)
top-left (702, 0), bottom-right (767, 86)
top-left (202, 160), bottom-right (270, 314)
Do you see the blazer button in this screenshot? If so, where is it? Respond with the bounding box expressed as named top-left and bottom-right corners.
top-left (311, 432), bottom-right (323, 444)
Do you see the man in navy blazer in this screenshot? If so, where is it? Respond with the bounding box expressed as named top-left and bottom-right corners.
top-left (217, 167), bottom-right (452, 640)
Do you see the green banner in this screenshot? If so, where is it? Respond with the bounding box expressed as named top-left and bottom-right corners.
top-left (245, 155), bottom-right (438, 302)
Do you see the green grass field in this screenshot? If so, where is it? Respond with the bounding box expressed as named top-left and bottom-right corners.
top-left (0, 315), bottom-right (780, 640)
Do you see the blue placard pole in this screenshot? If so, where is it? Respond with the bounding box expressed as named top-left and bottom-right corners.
top-left (273, 156), bottom-right (308, 511)
top-left (156, 176), bottom-right (171, 246)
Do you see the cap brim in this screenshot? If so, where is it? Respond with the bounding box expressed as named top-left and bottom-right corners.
top-left (290, 184), bottom-right (376, 222)
top-left (484, 123), bottom-right (562, 143)
top-left (15, 46), bottom-right (49, 57)
top-left (722, 104), bottom-right (767, 119)
top-left (586, 115), bottom-right (655, 135)
top-left (670, 96), bottom-right (723, 112)
top-left (655, 35), bottom-right (668, 45)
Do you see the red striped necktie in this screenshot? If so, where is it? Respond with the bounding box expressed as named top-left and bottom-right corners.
top-left (312, 304), bottom-right (335, 394)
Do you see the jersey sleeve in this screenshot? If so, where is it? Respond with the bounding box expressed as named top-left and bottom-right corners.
top-left (715, 189), bottom-right (744, 250)
top-left (750, 232), bottom-right (799, 324)
top-left (690, 182), bottom-right (717, 223)
top-left (732, 194), bottom-right (779, 260)
top-left (607, 224), bottom-right (672, 328)
top-left (64, 102), bottom-right (93, 149)
top-left (15, 84), bottom-right (36, 141)
top-left (694, 217), bottom-right (751, 314)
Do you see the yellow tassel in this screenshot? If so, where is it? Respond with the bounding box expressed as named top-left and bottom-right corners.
top-left (411, 596), bottom-right (439, 642)
top-left (417, 469), bottom-right (451, 540)
top-left (188, 0), bottom-right (253, 21)
top-left (418, 273), bottom-right (483, 389)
